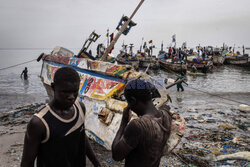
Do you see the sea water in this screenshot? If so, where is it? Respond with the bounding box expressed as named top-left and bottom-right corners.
top-left (0, 49), bottom-right (250, 113)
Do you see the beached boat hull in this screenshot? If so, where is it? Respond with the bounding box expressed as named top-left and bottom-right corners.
top-left (39, 52), bottom-right (185, 152)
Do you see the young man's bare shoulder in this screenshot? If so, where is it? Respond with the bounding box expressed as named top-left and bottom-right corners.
top-left (27, 105), bottom-right (47, 136)
top-left (27, 115), bottom-right (46, 139)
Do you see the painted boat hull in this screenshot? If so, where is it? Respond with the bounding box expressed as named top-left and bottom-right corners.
top-left (39, 53), bottom-right (185, 152)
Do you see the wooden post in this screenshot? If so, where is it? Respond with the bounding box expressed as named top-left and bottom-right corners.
top-left (101, 0), bottom-right (145, 61)
top-left (165, 78), bottom-right (185, 89)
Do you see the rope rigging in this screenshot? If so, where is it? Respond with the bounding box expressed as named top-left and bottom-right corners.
top-left (0, 59), bottom-right (36, 71)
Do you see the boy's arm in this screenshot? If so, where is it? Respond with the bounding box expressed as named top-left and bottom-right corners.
top-left (85, 136), bottom-right (101, 167)
top-left (79, 101), bottom-right (101, 167)
top-left (21, 116), bottom-right (45, 167)
top-left (112, 106), bottom-right (139, 161)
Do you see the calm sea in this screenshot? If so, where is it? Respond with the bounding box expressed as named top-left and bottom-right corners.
top-left (0, 49), bottom-right (250, 112)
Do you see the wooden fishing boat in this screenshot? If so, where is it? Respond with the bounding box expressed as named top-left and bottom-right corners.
top-left (37, 0), bottom-right (186, 154)
top-left (187, 62), bottom-right (213, 73)
top-left (212, 55), bottom-right (225, 65)
top-left (38, 46), bottom-right (185, 152)
top-left (211, 48), bottom-right (225, 65)
top-left (225, 54), bottom-right (249, 66)
top-left (138, 57), bottom-right (160, 70)
top-left (186, 56), bottom-right (213, 73)
top-left (159, 59), bottom-right (187, 74)
top-left (116, 52), bottom-right (139, 69)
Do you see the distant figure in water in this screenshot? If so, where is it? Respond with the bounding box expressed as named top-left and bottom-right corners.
top-left (21, 67), bottom-right (28, 80)
top-left (175, 73), bottom-right (188, 92)
top-left (112, 79), bottom-right (172, 167)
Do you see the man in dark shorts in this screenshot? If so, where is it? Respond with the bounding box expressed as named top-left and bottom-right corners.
top-left (175, 73), bottom-right (188, 92)
top-left (112, 79), bottom-right (172, 167)
top-left (21, 67), bottom-right (28, 80)
top-left (21, 67), bottom-right (100, 167)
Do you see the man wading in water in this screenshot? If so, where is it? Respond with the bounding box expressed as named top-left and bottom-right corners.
top-left (175, 73), bottom-right (188, 92)
top-left (21, 67), bottom-right (28, 80)
top-left (112, 79), bottom-right (172, 167)
top-left (21, 67), bottom-right (100, 167)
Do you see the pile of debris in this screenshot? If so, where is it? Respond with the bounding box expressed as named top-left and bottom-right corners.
top-left (0, 103), bottom-right (45, 126)
top-left (173, 105), bottom-right (250, 167)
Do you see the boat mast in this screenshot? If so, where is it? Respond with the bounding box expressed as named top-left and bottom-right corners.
top-left (101, 0), bottom-right (145, 61)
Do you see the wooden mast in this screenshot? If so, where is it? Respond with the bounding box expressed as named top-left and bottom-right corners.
top-left (101, 0), bottom-right (145, 61)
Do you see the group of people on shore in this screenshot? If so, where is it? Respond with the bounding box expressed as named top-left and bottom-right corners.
top-left (20, 67), bottom-right (172, 167)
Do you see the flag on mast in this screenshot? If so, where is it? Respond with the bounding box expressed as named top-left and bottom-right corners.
top-left (172, 34), bottom-right (176, 43)
top-left (106, 29), bottom-right (109, 37)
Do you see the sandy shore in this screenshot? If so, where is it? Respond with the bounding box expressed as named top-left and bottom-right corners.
top-left (0, 103), bottom-right (249, 167)
top-left (0, 104), bottom-right (184, 167)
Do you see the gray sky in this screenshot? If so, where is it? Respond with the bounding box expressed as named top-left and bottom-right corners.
top-left (0, 0), bottom-right (250, 54)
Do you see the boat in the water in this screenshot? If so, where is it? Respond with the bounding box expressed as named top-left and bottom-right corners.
top-left (186, 55), bottom-right (213, 73)
top-left (138, 56), bottom-right (160, 70)
top-left (225, 52), bottom-right (249, 66)
top-left (116, 44), bottom-right (139, 69)
top-left (212, 47), bottom-right (226, 65)
top-left (37, 0), bottom-right (185, 153)
top-left (159, 59), bottom-right (187, 74)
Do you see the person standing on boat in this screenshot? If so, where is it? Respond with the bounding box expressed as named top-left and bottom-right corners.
top-left (21, 67), bottom-right (101, 167)
top-left (175, 73), bottom-right (188, 92)
top-left (178, 48), bottom-right (182, 59)
top-left (112, 79), bottom-right (172, 167)
top-left (201, 64), bottom-right (207, 74)
top-left (168, 47), bottom-right (172, 57)
top-left (21, 67), bottom-right (28, 80)
top-left (191, 64), bottom-right (197, 73)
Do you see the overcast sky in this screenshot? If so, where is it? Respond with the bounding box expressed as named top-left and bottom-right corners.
top-left (0, 0), bottom-right (250, 54)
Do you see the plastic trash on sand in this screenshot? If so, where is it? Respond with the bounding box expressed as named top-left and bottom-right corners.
top-left (239, 104), bottom-right (250, 112)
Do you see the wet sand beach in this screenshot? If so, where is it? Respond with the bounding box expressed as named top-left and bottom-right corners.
top-left (0, 99), bottom-right (249, 166)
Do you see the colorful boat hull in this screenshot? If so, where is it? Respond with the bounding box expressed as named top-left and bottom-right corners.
top-left (39, 53), bottom-right (185, 151)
